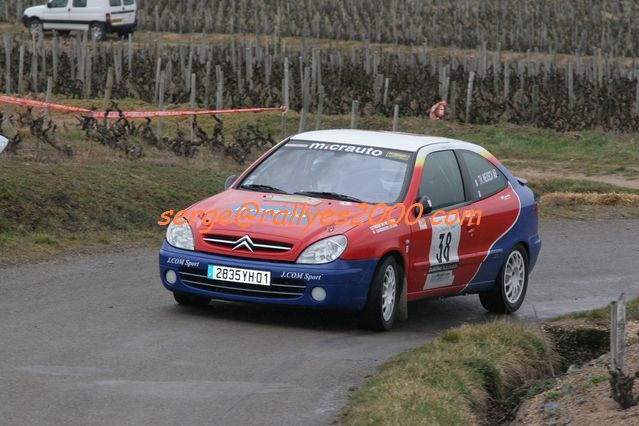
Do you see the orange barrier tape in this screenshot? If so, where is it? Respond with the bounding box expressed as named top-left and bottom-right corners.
top-left (0, 95), bottom-right (288, 119)
top-left (0, 95), bottom-right (91, 114)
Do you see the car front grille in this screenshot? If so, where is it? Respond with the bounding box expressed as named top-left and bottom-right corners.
top-left (178, 267), bottom-right (306, 299)
top-left (202, 235), bottom-right (292, 253)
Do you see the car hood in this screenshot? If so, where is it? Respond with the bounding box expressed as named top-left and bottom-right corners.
top-left (188, 190), bottom-right (364, 262)
top-left (24, 5), bottom-right (46, 15)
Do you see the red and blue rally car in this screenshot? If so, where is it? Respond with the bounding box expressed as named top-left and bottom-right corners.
top-left (159, 130), bottom-right (541, 330)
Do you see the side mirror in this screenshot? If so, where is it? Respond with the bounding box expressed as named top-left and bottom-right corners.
top-left (224, 175), bottom-right (238, 190)
top-left (0, 135), bottom-right (8, 154)
top-left (47, 1), bottom-right (53, 8)
top-left (415, 195), bottom-right (433, 218)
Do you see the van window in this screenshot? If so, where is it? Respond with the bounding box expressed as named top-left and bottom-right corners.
top-left (109, 0), bottom-right (122, 6)
top-left (459, 150), bottom-right (508, 199)
top-left (49, 0), bottom-right (68, 8)
top-left (72, 0), bottom-right (87, 7)
top-left (420, 150), bottom-right (466, 209)
top-left (123, 0), bottom-right (135, 4)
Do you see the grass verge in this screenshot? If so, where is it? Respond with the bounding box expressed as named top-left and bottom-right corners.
top-left (0, 161), bottom-right (238, 265)
top-left (550, 295), bottom-right (639, 323)
top-left (340, 321), bottom-right (557, 426)
top-left (527, 179), bottom-right (639, 220)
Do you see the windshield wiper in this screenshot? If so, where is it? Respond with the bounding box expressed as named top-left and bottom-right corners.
top-left (240, 184), bottom-right (289, 194)
top-left (294, 191), bottom-right (364, 203)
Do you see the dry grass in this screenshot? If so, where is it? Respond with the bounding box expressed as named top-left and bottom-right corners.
top-left (537, 191), bottom-right (639, 220)
top-left (0, 161), bottom-right (233, 266)
top-left (540, 192), bottom-right (639, 207)
top-left (340, 321), bottom-right (557, 426)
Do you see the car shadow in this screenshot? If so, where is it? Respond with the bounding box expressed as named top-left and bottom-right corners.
top-left (163, 293), bottom-right (502, 334)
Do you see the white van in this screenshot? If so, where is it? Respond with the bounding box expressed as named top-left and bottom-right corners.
top-left (23, 0), bottom-right (137, 41)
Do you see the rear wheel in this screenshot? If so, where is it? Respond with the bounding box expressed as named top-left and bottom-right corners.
top-left (90, 23), bottom-right (106, 41)
top-left (359, 257), bottom-right (400, 331)
top-left (479, 245), bottom-right (528, 314)
top-left (173, 291), bottom-right (211, 307)
top-left (29, 19), bottom-right (43, 38)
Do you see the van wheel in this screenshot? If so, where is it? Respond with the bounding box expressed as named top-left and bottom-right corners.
top-left (29, 19), bottom-right (43, 37)
top-left (90, 23), bottom-right (106, 41)
top-left (358, 257), bottom-right (400, 331)
top-left (479, 245), bottom-right (529, 314)
top-left (173, 291), bottom-right (211, 307)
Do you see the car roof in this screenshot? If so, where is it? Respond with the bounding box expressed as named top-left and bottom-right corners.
top-left (290, 129), bottom-right (468, 153)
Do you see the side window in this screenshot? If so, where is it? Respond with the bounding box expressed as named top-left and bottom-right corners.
top-left (123, 0), bottom-right (135, 5)
top-left (72, 0), bottom-right (87, 7)
top-left (49, 0), bottom-right (69, 8)
top-left (109, 0), bottom-right (122, 6)
top-left (459, 150), bottom-right (508, 199)
top-left (419, 150), bottom-right (466, 209)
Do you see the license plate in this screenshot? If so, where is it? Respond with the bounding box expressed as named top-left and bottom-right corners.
top-left (207, 265), bottom-right (271, 286)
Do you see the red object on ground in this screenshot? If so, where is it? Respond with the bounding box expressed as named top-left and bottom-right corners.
top-left (429, 100), bottom-right (447, 120)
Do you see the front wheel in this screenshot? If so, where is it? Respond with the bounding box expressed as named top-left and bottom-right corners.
top-left (359, 257), bottom-right (400, 331)
top-left (173, 291), bottom-right (211, 307)
top-left (479, 245), bottom-right (529, 314)
top-left (90, 23), bottom-right (106, 41)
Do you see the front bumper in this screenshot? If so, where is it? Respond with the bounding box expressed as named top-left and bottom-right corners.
top-left (159, 241), bottom-right (377, 310)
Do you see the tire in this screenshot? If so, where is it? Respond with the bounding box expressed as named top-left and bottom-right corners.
top-left (90, 23), bottom-right (106, 41)
top-left (29, 19), bottom-right (43, 38)
top-left (173, 291), bottom-right (211, 307)
top-left (479, 244), bottom-right (529, 314)
top-left (359, 257), bottom-right (401, 331)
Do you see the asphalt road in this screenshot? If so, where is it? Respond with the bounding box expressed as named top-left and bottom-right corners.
top-left (1, 219), bottom-right (638, 425)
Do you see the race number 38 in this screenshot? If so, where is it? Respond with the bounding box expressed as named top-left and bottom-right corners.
top-left (425, 221), bottom-right (461, 289)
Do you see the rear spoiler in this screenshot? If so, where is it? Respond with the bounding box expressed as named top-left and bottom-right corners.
top-left (515, 176), bottom-right (528, 186)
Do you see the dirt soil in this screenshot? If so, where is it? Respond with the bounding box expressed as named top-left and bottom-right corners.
top-left (511, 166), bottom-right (639, 189)
top-left (513, 342), bottom-right (639, 425)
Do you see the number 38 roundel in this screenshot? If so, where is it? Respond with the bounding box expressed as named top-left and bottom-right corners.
top-left (424, 220), bottom-right (461, 290)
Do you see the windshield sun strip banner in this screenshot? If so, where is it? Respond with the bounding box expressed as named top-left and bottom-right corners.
top-left (284, 141), bottom-right (413, 162)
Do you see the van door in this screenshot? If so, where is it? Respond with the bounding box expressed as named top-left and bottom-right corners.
top-left (109, 0), bottom-right (136, 28)
top-left (67, 0), bottom-right (94, 31)
top-left (42, 0), bottom-right (70, 31)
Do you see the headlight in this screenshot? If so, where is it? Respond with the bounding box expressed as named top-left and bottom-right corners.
top-left (297, 235), bottom-right (347, 264)
top-left (166, 221), bottom-right (194, 250)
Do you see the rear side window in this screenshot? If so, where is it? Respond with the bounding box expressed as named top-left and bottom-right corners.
top-left (420, 150), bottom-right (466, 209)
top-left (72, 0), bottom-right (87, 7)
top-left (459, 151), bottom-right (508, 199)
top-left (49, 0), bottom-right (68, 7)
top-left (109, 0), bottom-right (122, 6)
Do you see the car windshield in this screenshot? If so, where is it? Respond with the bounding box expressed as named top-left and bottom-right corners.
top-left (239, 140), bottom-right (413, 204)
